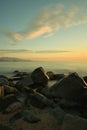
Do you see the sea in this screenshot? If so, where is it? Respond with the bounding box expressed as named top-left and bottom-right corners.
top-left (0, 61), bottom-right (87, 77)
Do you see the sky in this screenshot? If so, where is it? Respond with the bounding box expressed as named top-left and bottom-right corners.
top-left (0, 0), bottom-right (87, 61)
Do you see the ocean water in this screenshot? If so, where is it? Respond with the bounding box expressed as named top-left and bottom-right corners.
top-left (0, 61), bottom-right (87, 77)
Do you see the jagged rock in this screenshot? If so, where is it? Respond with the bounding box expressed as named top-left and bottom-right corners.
top-left (29, 91), bottom-right (55, 109)
top-left (36, 87), bottom-right (52, 98)
top-left (50, 72), bottom-right (87, 101)
top-left (4, 85), bottom-right (18, 94)
top-left (46, 71), bottom-right (54, 80)
top-left (0, 94), bottom-right (18, 111)
top-left (8, 81), bottom-right (15, 87)
top-left (53, 74), bottom-right (66, 80)
top-left (15, 74), bottom-right (33, 91)
top-left (12, 71), bottom-right (28, 78)
top-left (47, 71), bottom-right (65, 80)
top-left (62, 114), bottom-right (87, 130)
top-left (59, 99), bottom-right (82, 109)
top-left (0, 124), bottom-right (13, 130)
top-left (0, 78), bottom-right (9, 86)
top-left (83, 76), bottom-right (87, 83)
top-left (22, 110), bottom-right (41, 123)
top-left (31, 67), bottom-right (49, 86)
top-left (4, 102), bottom-right (23, 113)
top-left (15, 91), bottom-right (28, 104)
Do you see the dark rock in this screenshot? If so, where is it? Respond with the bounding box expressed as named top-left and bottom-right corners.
top-left (9, 111), bottom-right (22, 123)
top-left (0, 94), bottom-right (18, 111)
top-left (83, 76), bottom-right (87, 83)
top-left (4, 101), bottom-right (23, 113)
top-left (46, 71), bottom-right (54, 80)
top-left (47, 71), bottom-right (66, 80)
top-left (29, 92), bottom-right (55, 109)
top-left (62, 114), bottom-right (87, 130)
top-left (53, 74), bottom-right (66, 80)
top-left (59, 99), bottom-right (81, 109)
top-left (31, 67), bottom-right (49, 86)
top-left (15, 74), bottom-right (33, 91)
top-left (36, 87), bottom-right (52, 98)
top-left (0, 78), bottom-right (9, 86)
top-left (12, 71), bottom-right (28, 78)
top-left (0, 124), bottom-right (13, 130)
top-left (50, 72), bottom-right (87, 101)
top-left (49, 106), bottom-right (66, 124)
top-left (0, 86), bottom-right (4, 96)
top-left (22, 110), bottom-right (41, 123)
top-left (4, 85), bottom-right (18, 95)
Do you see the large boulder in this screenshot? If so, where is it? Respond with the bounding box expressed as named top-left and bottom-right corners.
top-left (50, 72), bottom-right (87, 101)
top-left (62, 114), bottom-right (87, 130)
top-left (31, 67), bottom-right (49, 86)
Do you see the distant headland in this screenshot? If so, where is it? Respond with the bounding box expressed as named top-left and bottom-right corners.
top-left (0, 57), bottom-right (32, 62)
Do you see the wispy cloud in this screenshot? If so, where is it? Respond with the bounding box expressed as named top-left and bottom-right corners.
top-left (3, 3), bottom-right (87, 41)
top-left (3, 31), bottom-right (23, 42)
top-left (0, 49), bottom-right (70, 54)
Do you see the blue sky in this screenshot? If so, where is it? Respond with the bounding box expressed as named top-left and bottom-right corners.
top-left (0, 0), bottom-right (87, 61)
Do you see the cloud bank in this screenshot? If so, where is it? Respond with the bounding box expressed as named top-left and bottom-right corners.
top-left (3, 3), bottom-right (87, 42)
top-left (0, 49), bottom-right (70, 54)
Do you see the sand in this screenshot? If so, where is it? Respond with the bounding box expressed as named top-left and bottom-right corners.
top-left (0, 107), bottom-right (61, 130)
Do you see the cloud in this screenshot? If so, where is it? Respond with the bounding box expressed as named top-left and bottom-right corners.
top-left (24, 4), bottom-right (87, 39)
top-left (0, 49), bottom-right (70, 54)
top-left (3, 3), bottom-right (87, 41)
top-left (0, 49), bottom-right (32, 53)
top-left (26, 25), bottom-right (52, 39)
top-left (35, 50), bottom-right (70, 53)
top-left (4, 31), bottom-right (23, 42)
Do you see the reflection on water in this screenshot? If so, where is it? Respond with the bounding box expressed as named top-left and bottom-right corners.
top-left (0, 61), bottom-right (87, 77)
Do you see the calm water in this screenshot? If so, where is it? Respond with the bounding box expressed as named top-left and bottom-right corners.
top-left (0, 61), bottom-right (87, 77)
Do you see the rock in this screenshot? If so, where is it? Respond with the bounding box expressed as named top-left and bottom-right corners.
top-left (53, 74), bottom-right (66, 80)
top-left (4, 102), bottom-right (23, 113)
top-left (49, 106), bottom-right (66, 124)
top-left (0, 86), bottom-right (4, 96)
top-left (36, 87), bottom-right (52, 98)
top-left (59, 99), bottom-right (81, 109)
top-left (12, 71), bottom-right (28, 78)
top-left (0, 124), bottom-right (13, 130)
top-left (22, 110), bottom-right (41, 123)
top-left (0, 94), bottom-right (18, 111)
top-left (61, 114), bottom-right (87, 130)
top-left (83, 76), bottom-right (87, 83)
top-left (4, 85), bottom-right (18, 94)
top-left (29, 92), bottom-right (55, 109)
top-left (31, 67), bottom-right (49, 86)
top-left (46, 71), bottom-right (54, 80)
top-left (15, 74), bottom-right (33, 91)
top-left (16, 91), bottom-right (28, 104)
top-left (47, 71), bottom-right (66, 80)
top-left (50, 72), bottom-right (86, 101)
top-left (0, 78), bottom-right (9, 86)
top-left (9, 111), bottom-right (22, 123)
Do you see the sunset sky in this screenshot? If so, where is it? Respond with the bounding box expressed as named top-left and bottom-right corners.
top-left (0, 0), bottom-right (87, 61)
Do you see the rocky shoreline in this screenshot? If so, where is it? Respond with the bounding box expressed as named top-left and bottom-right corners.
top-left (0, 66), bottom-right (87, 130)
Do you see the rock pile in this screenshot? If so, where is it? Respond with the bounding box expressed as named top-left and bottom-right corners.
top-left (0, 67), bottom-right (87, 130)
